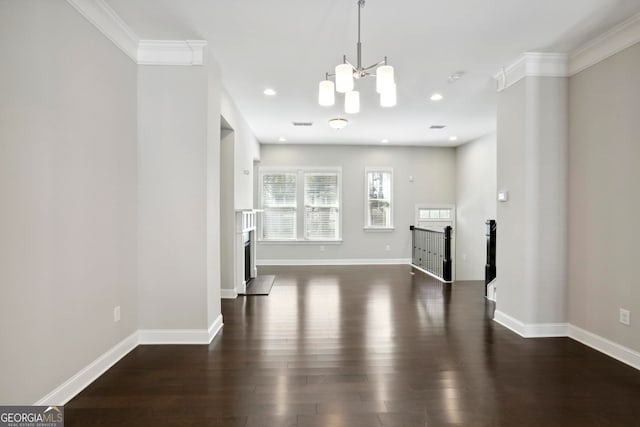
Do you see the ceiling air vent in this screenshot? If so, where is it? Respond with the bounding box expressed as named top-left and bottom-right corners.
top-left (430, 125), bottom-right (447, 129)
top-left (292, 121), bottom-right (313, 127)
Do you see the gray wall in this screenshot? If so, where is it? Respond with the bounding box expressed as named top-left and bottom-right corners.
top-left (137, 65), bottom-right (210, 330)
top-left (256, 145), bottom-right (456, 261)
top-left (206, 59), bottom-right (224, 327)
top-left (496, 80), bottom-right (528, 318)
top-left (221, 92), bottom-right (261, 210)
top-left (496, 76), bottom-right (568, 326)
top-left (137, 53), bottom-right (254, 330)
top-left (218, 91), bottom-right (261, 294)
top-left (0, 1), bottom-right (138, 404)
top-left (220, 130), bottom-right (235, 292)
top-left (455, 134), bottom-right (497, 280)
top-left (568, 42), bottom-right (640, 352)
top-left (0, 1), bottom-right (259, 403)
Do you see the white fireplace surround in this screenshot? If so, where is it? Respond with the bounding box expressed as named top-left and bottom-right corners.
top-left (233, 210), bottom-right (258, 296)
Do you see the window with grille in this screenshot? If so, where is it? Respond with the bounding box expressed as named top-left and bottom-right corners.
top-left (304, 172), bottom-right (339, 240)
top-left (365, 167), bottom-right (393, 229)
top-left (261, 172), bottom-right (297, 240)
top-left (260, 168), bottom-right (341, 241)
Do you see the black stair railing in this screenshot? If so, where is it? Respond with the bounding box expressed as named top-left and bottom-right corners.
top-left (485, 219), bottom-right (497, 296)
top-left (410, 225), bottom-right (453, 282)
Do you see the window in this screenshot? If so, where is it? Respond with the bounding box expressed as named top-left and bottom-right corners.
top-left (260, 168), bottom-right (341, 241)
top-left (418, 208), bottom-right (452, 220)
top-left (304, 173), bottom-right (339, 240)
top-left (415, 205), bottom-right (455, 232)
top-left (365, 167), bottom-right (393, 229)
top-left (261, 172), bottom-right (297, 240)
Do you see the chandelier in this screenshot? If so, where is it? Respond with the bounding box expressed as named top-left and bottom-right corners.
top-left (318, 0), bottom-right (396, 115)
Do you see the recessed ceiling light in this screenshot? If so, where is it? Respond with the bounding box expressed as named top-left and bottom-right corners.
top-left (279, 137), bottom-right (287, 142)
top-left (448, 71), bottom-right (465, 83)
top-left (449, 136), bottom-right (458, 141)
top-left (381, 139), bottom-right (389, 143)
top-left (263, 88), bottom-right (277, 96)
top-left (430, 93), bottom-right (444, 101)
top-left (328, 118), bottom-right (349, 130)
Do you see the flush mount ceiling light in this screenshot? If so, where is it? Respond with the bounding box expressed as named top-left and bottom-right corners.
top-left (318, 0), bottom-right (396, 115)
top-left (328, 118), bottom-right (349, 130)
top-left (430, 93), bottom-right (444, 101)
top-left (263, 88), bottom-right (277, 96)
top-left (448, 72), bottom-right (465, 83)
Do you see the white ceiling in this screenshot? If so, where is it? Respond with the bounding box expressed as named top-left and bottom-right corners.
top-left (107, 0), bottom-right (640, 146)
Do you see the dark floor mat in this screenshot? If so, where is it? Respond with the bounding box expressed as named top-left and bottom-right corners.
top-left (239, 275), bottom-right (276, 295)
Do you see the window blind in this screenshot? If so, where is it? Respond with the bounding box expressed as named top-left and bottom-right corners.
top-left (304, 173), bottom-right (339, 240)
top-left (262, 173), bottom-right (297, 240)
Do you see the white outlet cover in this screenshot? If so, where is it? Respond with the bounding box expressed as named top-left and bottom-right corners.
top-left (619, 309), bottom-right (631, 326)
top-left (114, 306), bottom-right (121, 322)
top-left (498, 191), bottom-right (509, 202)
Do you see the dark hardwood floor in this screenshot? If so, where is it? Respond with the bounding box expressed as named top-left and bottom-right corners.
top-left (66, 265), bottom-right (640, 426)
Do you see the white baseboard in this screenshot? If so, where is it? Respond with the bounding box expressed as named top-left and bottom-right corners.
top-left (486, 279), bottom-right (497, 302)
top-left (238, 280), bottom-right (247, 295)
top-left (493, 310), bottom-right (568, 338)
top-left (493, 310), bottom-right (526, 336)
top-left (221, 289), bottom-right (238, 299)
top-left (410, 264), bottom-right (453, 283)
top-left (34, 331), bottom-right (139, 405)
top-left (208, 314), bottom-right (224, 343)
top-left (33, 311), bottom-right (640, 407)
top-left (257, 258), bottom-right (411, 266)
top-left (35, 316), bottom-right (227, 405)
top-left (568, 324), bottom-right (640, 371)
top-left (138, 328), bottom-right (213, 345)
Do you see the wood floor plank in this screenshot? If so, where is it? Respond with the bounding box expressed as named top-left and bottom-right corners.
top-left (65, 265), bottom-right (640, 426)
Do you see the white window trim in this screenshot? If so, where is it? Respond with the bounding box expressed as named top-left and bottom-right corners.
top-left (414, 204), bottom-right (456, 227)
top-left (364, 167), bottom-right (394, 231)
top-left (259, 166), bottom-right (343, 243)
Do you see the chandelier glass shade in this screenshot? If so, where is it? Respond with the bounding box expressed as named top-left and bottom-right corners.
top-left (318, 0), bottom-right (396, 114)
top-left (318, 80), bottom-right (335, 106)
top-left (335, 64), bottom-right (355, 93)
top-left (380, 83), bottom-right (397, 107)
top-left (344, 90), bottom-right (360, 114)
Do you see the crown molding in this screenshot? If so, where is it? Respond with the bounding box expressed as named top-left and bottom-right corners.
top-left (570, 12), bottom-right (640, 75)
top-left (66, 0), bottom-right (139, 61)
top-left (494, 53), bottom-right (568, 92)
top-left (138, 40), bottom-right (208, 66)
top-left (66, 0), bottom-right (207, 66)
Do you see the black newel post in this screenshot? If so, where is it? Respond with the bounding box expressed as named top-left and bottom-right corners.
top-left (485, 220), bottom-right (497, 296)
top-left (443, 226), bottom-right (452, 282)
top-left (409, 225), bottom-right (415, 265)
